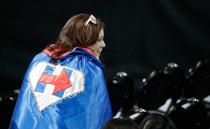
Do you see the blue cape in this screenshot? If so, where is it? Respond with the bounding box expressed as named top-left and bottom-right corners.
top-left (9, 48), bottom-right (112, 129)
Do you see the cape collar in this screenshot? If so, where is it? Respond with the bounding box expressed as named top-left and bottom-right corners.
top-left (42, 47), bottom-right (96, 59)
top-left (42, 47), bottom-right (104, 69)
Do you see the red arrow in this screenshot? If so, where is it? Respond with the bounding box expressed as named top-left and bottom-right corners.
top-left (38, 68), bottom-right (72, 94)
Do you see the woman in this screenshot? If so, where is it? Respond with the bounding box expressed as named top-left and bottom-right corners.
top-left (9, 13), bottom-right (112, 129)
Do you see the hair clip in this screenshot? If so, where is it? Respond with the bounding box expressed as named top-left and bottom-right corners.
top-left (85, 14), bottom-right (97, 26)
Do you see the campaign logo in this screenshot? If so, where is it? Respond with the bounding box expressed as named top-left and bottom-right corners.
top-left (29, 62), bottom-right (84, 111)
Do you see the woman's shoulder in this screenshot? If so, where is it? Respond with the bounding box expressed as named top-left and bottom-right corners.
top-left (69, 48), bottom-right (105, 69)
top-left (31, 51), bottom-right (51, 63)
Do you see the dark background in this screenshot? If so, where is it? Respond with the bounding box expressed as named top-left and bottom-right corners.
top-left (1, 0), bottom-right (210, 95)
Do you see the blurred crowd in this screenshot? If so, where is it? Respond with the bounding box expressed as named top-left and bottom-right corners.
top-left (1, 58), bottom-right (210, 129)
top-left (105, 58), bottom-right (210, 129)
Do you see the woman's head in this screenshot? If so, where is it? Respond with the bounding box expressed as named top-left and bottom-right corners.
top-left (49, 13), bottom-right (105, 58)
top-left (87, 28), bottom-right (105, 57)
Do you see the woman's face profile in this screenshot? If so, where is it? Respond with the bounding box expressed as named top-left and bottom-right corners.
top-left (88, 29), bottom-right (106, 57)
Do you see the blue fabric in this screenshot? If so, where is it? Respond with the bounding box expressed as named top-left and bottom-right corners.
top-left (9, 48), bottom-right (112, 129)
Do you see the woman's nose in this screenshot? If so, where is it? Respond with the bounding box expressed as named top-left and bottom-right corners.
top-left (101, 40), bottom-right (106, 48)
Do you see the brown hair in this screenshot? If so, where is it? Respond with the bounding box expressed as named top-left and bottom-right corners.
top-left (47, 13), bottom-right (104, 58)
